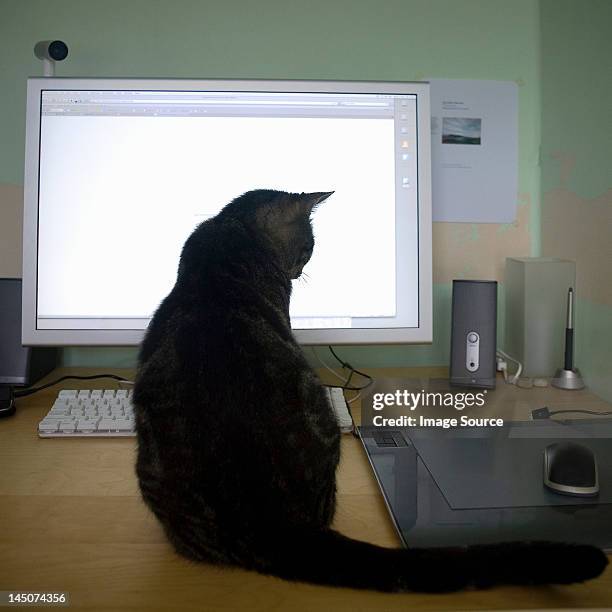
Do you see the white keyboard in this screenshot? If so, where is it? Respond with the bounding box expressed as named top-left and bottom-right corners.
top-left (38, 386), bottom-right (353, 438)
top-left (38, 389), bottom-right (136, 437)
top-left (325, 386), bottom-right (354, 433)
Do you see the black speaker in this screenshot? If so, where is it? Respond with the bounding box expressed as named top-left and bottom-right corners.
top-left (0, 278), bottom-right (58, 387)
top-left (450, 280), bottom-right (497, 389)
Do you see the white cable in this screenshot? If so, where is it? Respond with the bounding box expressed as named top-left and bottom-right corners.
top-left (310, 347), bottom-right (347, 385)
top-left (496, 349), bottom-right (523, 385)
top-left (497, 349), bottom-right (523, 385)
top-left (310, 347), bottom-right (373, 406)
top-left (496, 356), bottom-right (508, 383)
top-left (347, 390), bottom-right (363, 404)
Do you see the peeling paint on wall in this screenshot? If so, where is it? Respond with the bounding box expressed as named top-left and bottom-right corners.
top-left (540, 0), bottom-right (612, 401)
top-left (542, 186), bottom-right (612, 306)
top-left (575, 299), bottom-right (612, 402)
top-left (433, 193), bottom-right (531, 284)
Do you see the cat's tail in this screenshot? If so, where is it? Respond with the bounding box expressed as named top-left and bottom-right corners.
top-left (255, 527), bottom-right (607, 592)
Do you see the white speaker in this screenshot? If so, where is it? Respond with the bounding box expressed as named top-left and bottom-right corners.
top-left (504, 258), bottom-right (576, 378)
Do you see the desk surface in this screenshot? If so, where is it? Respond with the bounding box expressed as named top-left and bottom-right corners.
top-left (1, 366), bottom-right (611, 611)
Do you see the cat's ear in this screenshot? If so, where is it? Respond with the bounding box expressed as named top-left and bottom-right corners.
top-left (299, 191), bottom-right (334, 213)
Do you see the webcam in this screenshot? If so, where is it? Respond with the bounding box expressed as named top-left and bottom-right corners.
top-left (34, 40), bottom-right (69, 61)
top-left (34, 40), bottom-right (69, 76)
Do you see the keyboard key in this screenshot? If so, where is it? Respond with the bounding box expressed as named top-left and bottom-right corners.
top-left (97, 418), bottom-right (117, 431)
top-left (113, 419), bottom-right (134, 432)
top-left (39, 422), bottom-right (60, 433)
top-left (76, 419), bottom-right (98, 432)
top-left (49, 409), bottom-right (70, 417)
top-left (58, 390), bottom-right (78, 398)
top-left (59, 421), bottom-right (77, 432)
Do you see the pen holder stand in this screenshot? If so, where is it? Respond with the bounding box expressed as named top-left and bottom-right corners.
top-left (552, 368), bottom-right (585, 390)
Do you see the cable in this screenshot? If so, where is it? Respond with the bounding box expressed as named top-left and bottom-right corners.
top-left (327, 346), bottom-right (374, 391)
top-left (311, 347), bottom-right (373, 434)
top-left (496, 349), bottom-right (522, 385)
top-left (328, 346), bottom-right (373, 383)
top-left (325, 346), bottom-right (374, 412)
top-left (310, 347), bottom-right (373, 391)
top-left (550, 409), bottom-right (612, 417)
top-left (347, 390), bottom-right (364, 405)
top-left (322, 383), bottom-right (368, 391)
top-left (0, 386), bottom-right (16, 418)
top-left (13, 374), bottom-right (133, 398)
top-left (311, 347), bottom-right (347, 384)
top-left (532, 405), bottom-right (612, 420)
top-left (343, 369), bottom-right (354, 391)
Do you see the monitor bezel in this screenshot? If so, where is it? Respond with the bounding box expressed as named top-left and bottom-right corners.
top-left (23, 77), bottom-right (432, 346)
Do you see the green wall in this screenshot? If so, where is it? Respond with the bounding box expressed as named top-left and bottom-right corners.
top-left (540, 0), bottom-right (612, 401)
top-left (540, 0), bottom-right (611, 200)
top-left (1, 0), bottom-right (542, 369)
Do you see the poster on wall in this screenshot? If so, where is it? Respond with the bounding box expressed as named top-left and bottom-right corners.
top-left (428, 79), bottom-right (518, 223)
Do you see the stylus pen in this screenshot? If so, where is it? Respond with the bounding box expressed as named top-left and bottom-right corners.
top-left (564, 288), bottom-right (574, 371)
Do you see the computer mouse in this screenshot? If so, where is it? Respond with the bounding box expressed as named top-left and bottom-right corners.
top-left (544, 442), bottom-right (599, 497)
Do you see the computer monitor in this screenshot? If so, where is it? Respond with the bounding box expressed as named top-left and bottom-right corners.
top-left (22, 78), bottom-right (432, 346)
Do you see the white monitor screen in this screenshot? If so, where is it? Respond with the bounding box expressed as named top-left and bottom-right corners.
top-left (23, 79), bottom-right (431, 345)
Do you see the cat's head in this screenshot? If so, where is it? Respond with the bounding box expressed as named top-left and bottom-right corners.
top-left (220, 189), bottom-right (334, 279)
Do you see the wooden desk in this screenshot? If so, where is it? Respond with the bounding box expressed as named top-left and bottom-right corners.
top-left (1, 367), bottom-right (611, 611)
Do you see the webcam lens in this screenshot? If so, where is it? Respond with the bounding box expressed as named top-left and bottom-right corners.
top-left (49, 40), bottom-right (68, 61)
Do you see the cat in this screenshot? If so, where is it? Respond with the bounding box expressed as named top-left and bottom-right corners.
top-left (133, 189), bottom-right (607, 592)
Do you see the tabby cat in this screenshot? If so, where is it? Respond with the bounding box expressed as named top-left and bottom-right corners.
top-left (134, 189), bottom-right (607, 592)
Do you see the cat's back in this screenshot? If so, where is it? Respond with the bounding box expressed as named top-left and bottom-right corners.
top-left (134, 214), bottom-right (298, 414)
